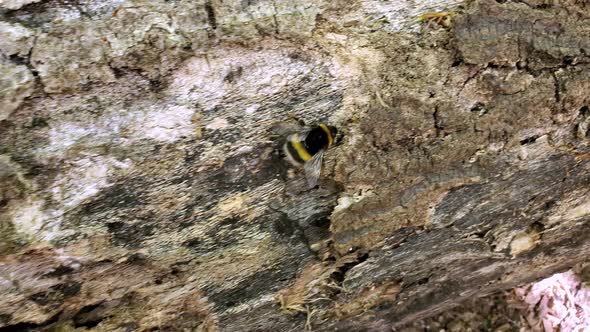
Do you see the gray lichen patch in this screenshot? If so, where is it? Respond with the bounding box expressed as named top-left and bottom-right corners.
top-left (30, 21), bottom-right (115, 93)
top-left (0, 0), bottom-right (41, 10)
top-left (106, 2), bottom-right (193, 81)
top-left (11, 0), bottom-right (326, 93)
top-left (0, 59), bottom-right (35, 120)
top-left (210, 0), bottom-right (320, 41)
top-left (0, 21), bottom-right (35, 57)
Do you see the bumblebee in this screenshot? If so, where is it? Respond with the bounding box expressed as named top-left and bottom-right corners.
top-left (282, 123), bottom-right (338, 188)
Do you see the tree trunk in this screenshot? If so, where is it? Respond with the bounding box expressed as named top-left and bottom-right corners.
top-left (1, 0), bottom-right (590, 331)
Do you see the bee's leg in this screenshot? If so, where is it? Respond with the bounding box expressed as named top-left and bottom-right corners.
top-left (426, 18), bottom-right (435, 30)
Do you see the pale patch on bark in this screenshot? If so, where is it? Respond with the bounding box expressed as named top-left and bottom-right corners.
top-left (0, 0), bottom-right (41, 10)
top-left (0, 22), bottom-right (35, 58)
top-left (44, 104), bottom-right (196, 159)
top-left (0, 61), bottom-right (35, 120)
top-left (9, 156), bottom-right (132, 242)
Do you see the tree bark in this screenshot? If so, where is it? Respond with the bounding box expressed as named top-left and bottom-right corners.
top-left (1, 0), bottom-right (590, 331)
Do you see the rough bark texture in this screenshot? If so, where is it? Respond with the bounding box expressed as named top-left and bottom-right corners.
top-left (1, 0), bottom-right (590, 331)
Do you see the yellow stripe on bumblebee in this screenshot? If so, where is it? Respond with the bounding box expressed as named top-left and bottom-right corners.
top-left (319, 124), bottom-right (333, 146)
top-left (291, 137), bottom-right (312, 161)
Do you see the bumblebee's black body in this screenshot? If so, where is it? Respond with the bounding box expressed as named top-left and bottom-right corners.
top-left (282, 123), bottom-right (338, 187)
top-left (305, 126), bottom-right (332, 155)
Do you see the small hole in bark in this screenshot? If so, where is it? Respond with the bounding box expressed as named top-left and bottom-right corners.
top-left (520, 135), bottom-right (539, 145)
top-left (106, 221), bottom-right (124, 231)
top-left (330, 253), bottom-right (369, 284)
top-left (42, 265), bottom-right (74, 278)
top-left (470, 103), bottom-right (488, 116)
top-left (579, 106), bottom-right (589, 117)
top-left (8, 54), bottom-right (28, 66)
top-left (543, 199), bottom-right (556, 211)
top-left (184, 238), bottom-right (201, 247)
top-left (311, 216), bottom-right (330, 228)
top-left (111, 66), bottom-right (125, 78)
top-left (149, 79), bottom-right (163, 92)
top-left (205, 0), bottom-right (217, 29)
top-left (0, 314), bottom-right (12, 325)
top-left (473, 230), bottom-right (487, 239)
top-left (451, 59), bottom-right (463, 67)
top-left (73, 302), bottom-right (106, 328)
top-left (126, 253), bottom-right (147, 264)
top-left (529, 221), bottom-right (545, 233)
top-left (223, 67), bottom-right (243, 84)
top-left (60, 281), bottom-right (82, 297)
top-left (324, 255), bottom-right (337, 262)
top-left (416, 276), bottom-right (430, 285)
top-left (271, 213), bottom-right (296, 237)
top-left (30, 116), bottom-right (49, 128)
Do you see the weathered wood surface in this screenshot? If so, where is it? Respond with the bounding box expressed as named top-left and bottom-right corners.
top-left (1, 0), bottom-right (590, 331)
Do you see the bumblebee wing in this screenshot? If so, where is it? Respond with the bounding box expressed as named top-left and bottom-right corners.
top-left (304, 149), bottom-right (324, 188)
top-left (270, 121), bottom-right (304, 137)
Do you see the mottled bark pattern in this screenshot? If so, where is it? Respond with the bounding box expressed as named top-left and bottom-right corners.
top-left (454, 0), bottom-right (590, 68)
